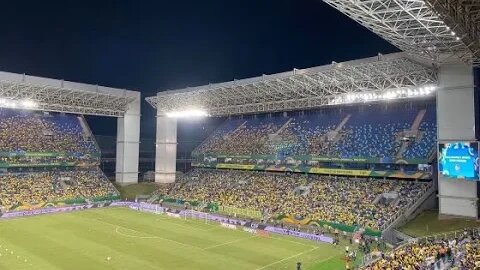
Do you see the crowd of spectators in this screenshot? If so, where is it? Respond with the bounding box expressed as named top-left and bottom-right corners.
top-left (155, 169), bottom-right (429, 231)
top-left (196, 118), bottom-right (287, 155)
top-left (194, 106), bottom-right (436, 161)
top-left (0, 108), bottom-right (117, 212)
top-left (362, 229), bottom-right (480, 270)
top-left (0, 169), bottom-right (118, 211)
top-left (0, 109), bottom-right (98, 157)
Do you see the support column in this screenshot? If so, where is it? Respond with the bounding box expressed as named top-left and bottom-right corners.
top-left (155, 113), bottom-right (177, 183)
top-left (437, 63), bottom-right (478, 218)
top-left (116, 94), bottom-right (141, 185)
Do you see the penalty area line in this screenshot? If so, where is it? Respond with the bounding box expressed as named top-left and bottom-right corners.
top-left (114, 226), bottom-right (204, 250)
top-left (202, 235), bottom-right (257, 250)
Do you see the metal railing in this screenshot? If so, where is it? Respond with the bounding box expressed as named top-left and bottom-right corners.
top-left (381, 181), bottom-right (435, 231)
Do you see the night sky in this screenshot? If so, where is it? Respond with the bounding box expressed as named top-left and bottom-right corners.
top-left (0, 0), bottom-right (398, 139)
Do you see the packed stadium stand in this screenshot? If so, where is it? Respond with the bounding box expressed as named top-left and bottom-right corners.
top-left (0, 108), bottom-right (118, 212)
top-left (153, 169), bottom-right (431, 231)
top-left (362, 229), bottom-right (480, 269)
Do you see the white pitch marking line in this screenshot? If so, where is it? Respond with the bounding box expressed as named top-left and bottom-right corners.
top-left (304, 255), bottom-right (336, 270)
top-left (154, 217), bottom-right (218, 232)
top-left (203, 235), bottom-right (257, 250)
top-left (114, 226), bottom-right (203, 250)
top-left (255, 247), bottom-right (320, 270)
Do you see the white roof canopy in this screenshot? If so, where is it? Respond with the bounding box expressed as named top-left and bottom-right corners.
top-left (147, 53), bottom-right (437, 116)
top-left (0, 71), bottom-right (139, 117)
top-left (323, 0), bottom-right (480, 65)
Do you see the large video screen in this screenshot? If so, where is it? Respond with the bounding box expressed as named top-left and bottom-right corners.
top-left (438, 141), bottom-right (479, 180)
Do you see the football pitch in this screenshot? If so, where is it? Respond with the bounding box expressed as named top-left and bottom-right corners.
top-left (0, 207), bottom-right (349, 270)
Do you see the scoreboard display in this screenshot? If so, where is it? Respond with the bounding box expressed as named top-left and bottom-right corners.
top-left (438, 141), bottom-right (479, 181)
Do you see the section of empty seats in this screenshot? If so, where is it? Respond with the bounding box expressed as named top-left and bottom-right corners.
top-left (402, 107), bottom-right (437, 160)
top-left (193, 103), bottom-right (437, 161)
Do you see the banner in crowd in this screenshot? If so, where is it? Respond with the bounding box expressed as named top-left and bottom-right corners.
top-left (5, 194), bottom-right (121, 212)
top-left (192, 153), bottom-right (430, 165)
top-left (308, 168), bottom-right (372, 177)
top-left (0, 151), bottom-right (101, 158)
top-left (0, 201), bottom-right (128, 219)
top-left (193, 162), bottom-right (431, 179)
top-left (0, 151), bottom-right (101, 168)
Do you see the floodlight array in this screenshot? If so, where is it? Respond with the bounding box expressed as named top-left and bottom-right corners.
top-left (165, 109), bottom-right (209, 118)
top-left (329, 85), bottom-right (437, 105)
top-left (0, 98), bottom-right (38, 109)
top-left (0, 78), bottom-right (138, 117)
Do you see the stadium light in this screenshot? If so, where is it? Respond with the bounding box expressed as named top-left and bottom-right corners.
top-left (0, 98), bottom-right (39, 109)
top-left (21, 100), bottom-right (38, 108)
top-left (328, 85), bottom-right (437, 106)
top-left (165, 109), bottom-right (209, 118)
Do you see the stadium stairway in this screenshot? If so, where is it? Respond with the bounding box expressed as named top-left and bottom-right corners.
top-left (396, 109), bottom-right (426, 158)
top-left (273, 117), bottom-right (293, 135)
top-left (382, 182), bottom-right (437, 244)
top-left (327, 114), bottom-right (351, 143)
top-left (231, 120), bottom-right (247, 134)
top-left (80, 115), bottom-right (102, 151)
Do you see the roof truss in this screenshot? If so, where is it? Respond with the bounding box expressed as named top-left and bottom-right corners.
top-left (147, 53), bottom-right (438, 116)
top-left (322, 0), bottom-right (479, 64)
top-left (0, 77), bottom-right (137, 117)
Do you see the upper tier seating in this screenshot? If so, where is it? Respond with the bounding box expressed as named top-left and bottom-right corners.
top-left (0, 108), bottom-right (98, 156)
top-left (194, 104), bottom-right (437, 162)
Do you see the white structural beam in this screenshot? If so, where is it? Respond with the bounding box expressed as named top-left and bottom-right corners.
top-left (116, 93), bottom-right (141, 185)
top-left (437, 63), bottom-right (478, 218)
top-left (155, 113), bottom-right (177, 183)
top-left (0, 71), bottom-right (137, 117)
top-left (322, 0), bottom-right (480, 65)
top-left (146, 52), bottom-right (437, 116)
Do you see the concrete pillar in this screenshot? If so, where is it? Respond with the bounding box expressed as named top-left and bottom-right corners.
top-left (437, 63), bottom-right (478, 218)
top-left (155, 113), bottom-right (177, 183)
top-left (116, 93), bottom-right (141, 184)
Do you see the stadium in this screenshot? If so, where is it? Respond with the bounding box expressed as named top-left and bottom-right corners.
top-left (0, 1), bottom-right (479, 270)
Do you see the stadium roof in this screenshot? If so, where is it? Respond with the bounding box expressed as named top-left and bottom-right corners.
top-left (323, 0), bottom-right (480, 65)
top-left (0, 71), bottom-right (139, 117)
top-left (146, 52), bottom-right (437, 117)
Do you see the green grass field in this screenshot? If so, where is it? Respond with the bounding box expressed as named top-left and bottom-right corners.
top-left (398, 210), bottom-right (480, 237)
top-left (0, 208), bottom-right (350, 270)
